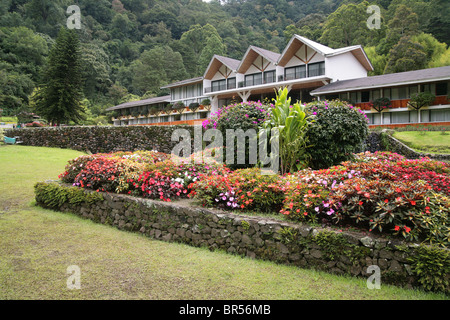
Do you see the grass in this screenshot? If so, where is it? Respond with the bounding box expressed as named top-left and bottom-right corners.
top-left (393, 131), bottom-right (450, 154)
top-left (0, 145), bottom-right (449, 300)
top-left (0, 116), bottom-right (17, 124)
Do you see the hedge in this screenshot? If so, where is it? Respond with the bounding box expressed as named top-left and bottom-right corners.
top-left (4, 125), bottom-right (196, 154)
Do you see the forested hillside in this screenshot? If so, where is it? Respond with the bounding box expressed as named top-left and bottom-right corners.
top-left (0, 0), bottom-right (449, 124)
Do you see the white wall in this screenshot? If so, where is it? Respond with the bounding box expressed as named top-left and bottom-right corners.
top-left (325, 52), bottom-right (367, 82)
top-left (284, 46), bottom-right (325, 68)
top-left (245, 56), bottom-right (276, 75)
top-left (211, 65), bottom-right (237, 81)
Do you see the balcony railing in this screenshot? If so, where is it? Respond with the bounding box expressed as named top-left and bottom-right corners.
top-left (204, 66), bottom-right (326, 93)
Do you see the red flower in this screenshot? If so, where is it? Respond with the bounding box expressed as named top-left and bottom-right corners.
top-left (394, 225), bottom-right (400, 231)
top-left (410, 200), bottom-right (416, 205)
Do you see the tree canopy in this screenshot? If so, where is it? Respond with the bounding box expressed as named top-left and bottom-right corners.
top-left (0, 0), bottom-right (448, 121)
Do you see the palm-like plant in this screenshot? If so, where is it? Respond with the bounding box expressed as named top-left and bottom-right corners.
top-left (259, 87), bottom-right (311, 174)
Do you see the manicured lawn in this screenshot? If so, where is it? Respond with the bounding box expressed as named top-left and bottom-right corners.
top-left (393, 131), bottom-right (450, 154)
top-left (0, 145), bottom-right (448, 300)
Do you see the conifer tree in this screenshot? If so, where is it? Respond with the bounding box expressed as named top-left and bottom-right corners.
top-left (34, 27), bottom-right (85, 125)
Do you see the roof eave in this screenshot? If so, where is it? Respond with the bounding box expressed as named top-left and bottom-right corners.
top-left (311, 75), bottom-right (450, 96)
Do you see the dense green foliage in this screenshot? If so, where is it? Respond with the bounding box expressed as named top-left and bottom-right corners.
top-left (32, 27), bottom-right (85, 125)
top-left (304, 100), bottom-right (369, 169)
top-left (203, 100), bottom-right (272, 169)
top-left (259, 88), bottom-right (310, 174)
top-left (0, 0), bottom-right (448, 120)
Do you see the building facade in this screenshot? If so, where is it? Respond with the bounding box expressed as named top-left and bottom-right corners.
top-left (107, 34), bottom-right (449, 128)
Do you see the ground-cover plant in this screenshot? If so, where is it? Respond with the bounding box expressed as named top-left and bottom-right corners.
top-left (59, 150), bottom-right (169, 185)
top-left (190, 151), bottom-right (449, 246)
top-left (58, 147), bottom-right (449, 247)
top-left (131, 152), bottom-right (230, 202)
top-left (189, 167), bottom-right (287, 212)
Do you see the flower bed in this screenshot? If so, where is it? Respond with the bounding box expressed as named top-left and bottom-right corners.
top-left (58, 150), bottom-right (450, 248)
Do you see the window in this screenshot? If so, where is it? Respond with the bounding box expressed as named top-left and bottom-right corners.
top-left (383, 88), bottom-right (391, 100)
top-left (391, 111), bottom-right (410, 124)
top-left (199, 112), bottom-right (209, 119)
top-left (212, 79), bottom-right (226, 92)
top-left (245, 73), bottom-right (262, 87)
top-left (436, 82), bottom-right (448, 96)
top-left (339, 93), bottom-right (348, 101)
top-left (409, 85), bottom-right (418, 97)
top-left (185, 85), bottom-right (195, 98)
top-left (264, 70), bottom-right (276, 83)
top-left (284, 65), bottom-right (306, 81)
top-left (391, 87), bottom-right (408, 100)
top-left (421, 83), bottom-right (435, 94)
top-left (227, 77), bottom-right (236, 90)
top-left (371, 89), bottom-right (381, 100)
top-left (361, 91), bottom-right (370, 103)
top-left (350, 91), bottom-right (358, 103)
top-left (430, 109), bottom-right (450, 122)
top-left (308, 62), bottom-right (325, 77)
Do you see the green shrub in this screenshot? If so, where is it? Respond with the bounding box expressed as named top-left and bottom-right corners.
top-left (409, 245), bottom-right (450, 293)
top-left (202, 100), bottom-right (272, 170)
top-left (34, 182), bottom-right (104, 209)
top-left (305, 100), bottom-right (369, 169)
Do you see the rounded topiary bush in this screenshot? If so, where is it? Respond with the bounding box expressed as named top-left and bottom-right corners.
top-left (305, 100), bottom-right (369, 169)
top-left (202, 101), bottom-right (272, 169)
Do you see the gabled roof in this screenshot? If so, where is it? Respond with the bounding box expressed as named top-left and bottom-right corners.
top-left (203, 54), bottom-right (241, 80)
top-left (236, 45), bottom-right (281, 74)
top-left (278, 34), bottom-right (373, 71)
top-left (106, 95), bottom-right (171, 111)
top-left (310, 66), bottom-right (450, 95)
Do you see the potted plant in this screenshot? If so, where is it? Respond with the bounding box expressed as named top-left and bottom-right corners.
top-left (200, 99), bottom-right (211, 110)
top-left (369, 97), bottom-right (391, 113)
top-left (407, 91), bottom-right (435, 123)
top-left (172, 101), bottom-right (185, 114)
top-left (188, 102), bottom-right (200, 112)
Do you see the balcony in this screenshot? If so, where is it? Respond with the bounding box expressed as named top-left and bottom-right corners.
top-left (355, 95), bottom-right (449, 111)
top-left (204, 63), bottom-right (326, 93)
top-left (204, 82), bottom-right (237, 93)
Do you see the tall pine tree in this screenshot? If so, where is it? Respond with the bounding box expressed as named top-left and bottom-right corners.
top-left (34, 27), bottom-right (85, 125)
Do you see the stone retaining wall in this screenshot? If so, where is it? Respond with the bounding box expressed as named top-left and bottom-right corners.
top-left (5, 125), bottom-right (196, 154)
top-left (34, 181), bottom-right (450, 293)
